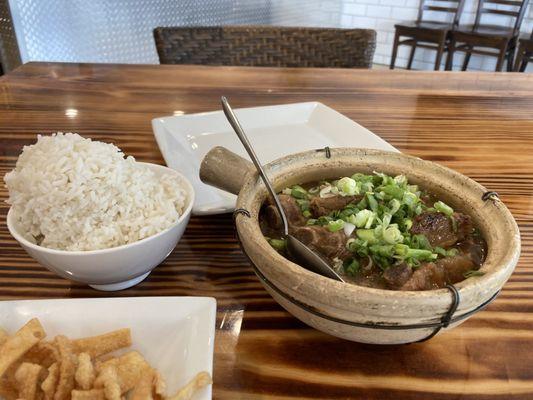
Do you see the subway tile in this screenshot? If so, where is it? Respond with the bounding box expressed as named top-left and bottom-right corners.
top-left (366, 5), bottom-right (391, 18)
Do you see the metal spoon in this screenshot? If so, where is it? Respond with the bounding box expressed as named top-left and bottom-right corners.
top-left (221, 96), bottom-right (345, 282)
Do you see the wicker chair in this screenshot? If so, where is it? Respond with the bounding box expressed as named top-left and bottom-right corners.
top-left (153, 26), bottom-right (376, 69)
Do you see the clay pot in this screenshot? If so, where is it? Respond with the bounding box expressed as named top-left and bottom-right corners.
top-left (200, 146), bottom-right (520, 344)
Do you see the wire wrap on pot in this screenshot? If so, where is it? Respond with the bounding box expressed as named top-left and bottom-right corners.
top-left (316, 146), bottom-right (331, 158)
top-left (232, 207), bottom-right (499, 343)
top-left (482, 191), bottom-right (500, 202)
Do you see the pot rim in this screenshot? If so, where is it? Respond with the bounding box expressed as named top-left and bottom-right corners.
top-left (235, 148), bottom-right (520, 320)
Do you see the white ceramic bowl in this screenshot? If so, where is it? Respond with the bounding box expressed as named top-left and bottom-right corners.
top-left (6, 163), bottom-right (194, 291)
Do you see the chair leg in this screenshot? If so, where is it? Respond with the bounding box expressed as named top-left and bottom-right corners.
top-left (445, 39), bottom-right (456, 70)
top-left (390, 31), bottom-right (400, 70)
top-left (506, 46), bottom-right (515, 72)
top-left (514, 44), bottom-right (524, 71)
top-left (461, 48), bottom-right (471, 71)
top-left (520, 56), bottom-right (529, 72)
top-left (407, 43), bottom-right (417, 70)
top-left (434, 37), bottom-right (446, 71)
top-left (495, 44), bottom-right (508, 72)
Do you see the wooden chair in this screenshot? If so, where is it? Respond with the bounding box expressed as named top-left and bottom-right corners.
top-left (390, 0), bottom-right (466, 71)
top-left (514, 30), bottom-right (533, 71)
top-left (445, 0), bottom-right (529, 72)
top-left (153, 26), bottom-right (376, 69)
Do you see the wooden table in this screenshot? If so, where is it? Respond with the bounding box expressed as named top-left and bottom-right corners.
top-left (1, 62), bottom-right (533, 399)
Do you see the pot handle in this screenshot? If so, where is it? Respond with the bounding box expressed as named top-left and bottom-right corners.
top-left (199, 146), bottom-right (255, 195)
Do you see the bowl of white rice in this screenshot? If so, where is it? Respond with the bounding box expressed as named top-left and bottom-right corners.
top-left (4, 133), bottom-right (194, 291)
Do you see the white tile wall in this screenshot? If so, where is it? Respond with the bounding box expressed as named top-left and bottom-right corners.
top-left (9, 0), bottom-right (532, 72)
top-left (272, 0), bottom-right (533, 72)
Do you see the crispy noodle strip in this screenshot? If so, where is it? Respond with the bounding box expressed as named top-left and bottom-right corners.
top-left (166, 372), bottom-right (212, 400)
top-left (129, 368), bottom-right (154, 400)
top-left (41, 362), bottom-right (59, 400)
top-left (14, 362), bottom-right (44, 400)
top-left (0, 319), bottom-right (45, 378)
top-left (71, 389), bottom-right (105, 400)
top-left (54, 335), bottom-right (78, 400)
top-left (23, 341), bottom-right (60, 367)
top-left (97, 351), bottom-right (150, 393)
top-left (153, 370), bottom-right (167, 395)
top-left (94, 364), bottom-right (121, 400)
top-left (72, 329), bottom-right (131, 358)
top-left (0, 328), bottom-right (8, 347)
top-left (75, 352), bottom-right (96, 390)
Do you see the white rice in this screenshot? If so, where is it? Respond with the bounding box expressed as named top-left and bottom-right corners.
top-left (4, 133), bottom-right (187, 251)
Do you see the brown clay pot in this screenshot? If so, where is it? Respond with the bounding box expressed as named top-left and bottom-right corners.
top-left (200, 146), bottom-right (520, 344)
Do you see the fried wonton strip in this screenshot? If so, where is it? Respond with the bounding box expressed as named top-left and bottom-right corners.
top-left (71, 389), bottom-right (105, 400)
top-left (94, 364), bottom-right (121, 400)
top-left (0, 328), bottom-right (8, 347)
top-left (0, 375), bottom-right (18, 400)
top-left (98, 351), bottom-right (150, 393)
top-left (14, 362), bottom-right (44, 400)
top-left (153, 370), bottom-right (166, 396)
top-left (166, 372), bottom-right (212, 400)
top-left (0, 318), bottom-right (45, 378)
top-left (129, 368), bottom-right (154, 400)
top-left (75, 353), bottom-right (95, 390)
top-left (23, 341), bottom-right (60, 367)
top-left (41, 362), bottom-right (59, 400)
top-left (54, 335), bottom-right (78, 400)
top-left (72, 329), bottom-right (131, 358)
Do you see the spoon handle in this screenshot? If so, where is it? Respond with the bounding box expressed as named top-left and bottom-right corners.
top-left (221, 96), bottom-right (289, 236)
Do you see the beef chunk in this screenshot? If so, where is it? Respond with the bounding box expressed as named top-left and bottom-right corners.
top-left (400, 263), bottom-right (447, 291)
top-left (309, 195), bottom-right (362, 217)
top-left (293, 225), bottom-right (351, 261)
top-left (458, 236), bottom-right (486, 267)
top-left (264, 194), bottom-right (307, 231)
top-left (410, 211), bottom-right (472, 248)
top-left (383, 263), bottom-right (413, 289)
top-left (400, 253), bottom-right (475, 291)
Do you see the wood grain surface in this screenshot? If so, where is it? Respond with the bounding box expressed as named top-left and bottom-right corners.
top-left (1, 62), bottom-right (533, 399)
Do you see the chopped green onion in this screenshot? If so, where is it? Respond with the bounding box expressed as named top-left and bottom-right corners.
top-left (382, 226), bottom-right (404, 244)
top-left (464, 270), bottom-right (485, 278)
top-left (327, 219), bottom-right (345, 232)
top-left (447, 248), bottom-right (459, 257)
top-left (389, 198), bottom-right (401, 215)
top-left (394, 175), bottom-right (407, 186)
top-left (370, 244), bottom-right (395, 257)
top-left (282, 188), bottom-right (292, 195)
top-left (367, 193), bottom-right (379, 212)
top-left (450, 215), bottom-right (458, 233)
top-left (291, 185), bottom-right (308, 199)
top-left (303, 210), bottom-right (312, 218)
top-left (411, 234), bottom-right (432, 250)
top-left (434, 201), bottom-right (454, 216)
top-left (379, 185), bottom-right (405, 200)
top-left (306, 218), bottom-right (317, 225)
top-left (403, 191), bottom-right (418, 207)
top-left (394, 244), bottom-right (436, 261)
top-left (403, 218), bottom-right (413, 231)
top-left (268, 238), bottom-right (286, 251)
top-left (344, 258), bottom-right (360, 276)
top-left (434, 247), bottom-right (447, 257)
top-left (381, 213), bottom-right (392, 230)
top-left (336, 177), bottom-right (358, 195)
top-left (353, 209), bottom-right (373, 228)
top-left (356, 229), bottom-right (378, 244)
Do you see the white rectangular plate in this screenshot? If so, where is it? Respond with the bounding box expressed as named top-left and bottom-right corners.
top-left (153, 101), bottom-right (398, 215)
top-left (0, 296), bottom-right (216, 399)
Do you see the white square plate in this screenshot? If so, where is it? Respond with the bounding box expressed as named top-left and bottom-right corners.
top-left (153, 102), bottom-right (399, 215)
top-left (0, 296), bottom-right (216, 399)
